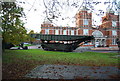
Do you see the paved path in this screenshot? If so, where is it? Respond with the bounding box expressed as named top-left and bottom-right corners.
top-left (28, 45), bottom-right (42, 49)
top-left (10, 45), bottom-right (119, 53)
top-left (25, 64), bottom-right (120, 79)
top-left (10, 45), bottom-right (42, 50)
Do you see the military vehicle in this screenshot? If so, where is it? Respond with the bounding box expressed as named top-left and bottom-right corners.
top-left (31, 34), bottom-right (94, 52)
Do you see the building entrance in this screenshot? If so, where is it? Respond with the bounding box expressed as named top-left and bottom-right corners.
top-left (94, 38), bottom-right (106, 47)
top-left (92, 30), bottom-right (106, 47)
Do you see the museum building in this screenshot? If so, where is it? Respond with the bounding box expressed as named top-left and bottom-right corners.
top-left (41, 7), bottom-right (119, 48)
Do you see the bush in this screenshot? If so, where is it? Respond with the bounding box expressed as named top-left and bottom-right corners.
top-left (23, 46), bottom-right (28, 50)
top-left (4, 43), bottom-right (15, 49)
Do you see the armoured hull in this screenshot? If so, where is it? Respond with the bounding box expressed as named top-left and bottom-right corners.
top-left (41, 43), bottom-right (77, 52)
top-left (31, 34), bottom-right (94, 52)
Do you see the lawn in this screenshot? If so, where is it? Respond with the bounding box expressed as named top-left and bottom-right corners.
top-left (2, 49), bottom-right (119, 79)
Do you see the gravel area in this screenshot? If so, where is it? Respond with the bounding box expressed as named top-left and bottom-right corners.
top-left (74, 47), bottom-right (119, 53)
top-left (25, 64), bottom-right (120, 79)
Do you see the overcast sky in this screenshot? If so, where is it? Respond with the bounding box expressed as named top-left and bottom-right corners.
top-left (16, 0), bottom-right (120, 33)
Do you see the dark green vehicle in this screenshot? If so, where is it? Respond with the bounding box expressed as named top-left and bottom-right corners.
top-left (31, 34), bottom-right (94, 52)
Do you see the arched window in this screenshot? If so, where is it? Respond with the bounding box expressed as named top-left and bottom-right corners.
top-left (92, 30), bottom-right (103, 37)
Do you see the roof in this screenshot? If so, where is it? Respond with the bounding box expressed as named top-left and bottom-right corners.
top-left (43, 17), bottom-right (51, 24)
top-left (78, 6), bottom-right (89, 12)
top-left (81, 6), bottom-right (89, 11)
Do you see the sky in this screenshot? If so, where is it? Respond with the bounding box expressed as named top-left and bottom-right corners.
top-left (15, 0), bottom-right (120, 33)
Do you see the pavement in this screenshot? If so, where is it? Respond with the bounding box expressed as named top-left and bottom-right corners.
top-left (25, 64), bottom-right (120, 79)
top-left (91, 47), bottom-right (119, 51)
top-left (10, 45), bottom-right (42, 50)
top-left (28, 45), bottom-right (42, 49)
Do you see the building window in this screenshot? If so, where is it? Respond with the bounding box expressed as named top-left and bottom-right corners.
top-left (83, 19), bottom-right (89, 25)
top-left (83, 29), bottom-right (89, 35)
top-left (60, 29), bottom-right (62, 35)
top-left (67, 30), bottom-right (70, 35)
top-left (112, 30), bottom-right (117, 36)
top-left (112, 21), bottom-right (117, 27)
top-left (112, 39), bottom-right (117, 45)
top-left (63, 30), bottom-right (67, 35)
top-left (92, 30), bottom-right (103, 37)
top-left (71, 30), bottom-right (74, 35)
top-left (45, 29), bottom-right (49, 34)
top-left (55, 30), bottom-right (59, 35)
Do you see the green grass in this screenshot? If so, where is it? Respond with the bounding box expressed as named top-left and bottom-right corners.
top-left (2, 49), bottom-right (119, 66)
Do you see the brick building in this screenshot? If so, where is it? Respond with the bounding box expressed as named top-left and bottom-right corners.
top-left (99, 9), bottom-right (119, 47)
top-left (41, 7), bottom-right (119, 48)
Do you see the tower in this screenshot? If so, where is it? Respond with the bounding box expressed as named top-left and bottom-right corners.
top-left (75, 6), bottom-right (92, 36)
top-left (101, 9), bottom-right (119, 47)
top-left (41, 17), bottom-right (54, 34)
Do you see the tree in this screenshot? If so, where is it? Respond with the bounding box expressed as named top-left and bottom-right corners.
top-left (42, 0), bottom-right (120, 26)
top-left (1, 2), bottom-right (28, 49)
top-left (28, 30), bottom-right (35, 44)
top-left (29, 30), bottom-right (34, 34)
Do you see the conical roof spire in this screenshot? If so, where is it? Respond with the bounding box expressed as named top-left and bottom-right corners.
top-left (81, 6), bottom-right (89, 11)
top-left (43, 17), bottom-right (51, 24)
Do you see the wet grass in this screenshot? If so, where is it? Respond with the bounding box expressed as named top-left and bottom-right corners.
top-left (3, 49), bottom-right (119, 66)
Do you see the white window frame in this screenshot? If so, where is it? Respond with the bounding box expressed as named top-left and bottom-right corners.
top-left (112, 30), bottom-right (117, 36)
top-left (83, 29), bottom-right (89, 35)
top-left (63, 30), bottom-right (67, 35)
top-left (71, 30), bottom-right (74, 35)
top-left (112, 21), bottom-right (117, 27)
top-left (68, 30), bottom-right (70, 35)
top-left (55, 30), bottom-right (59, 35)
top-left (45, 29), bottom-right (49, 34)
top-left (60, 29), bottom-right (62, 35)
top-left (112, 39), bottom-right (117, 45)
top-left (83, 19), bottom-right (89, 25)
